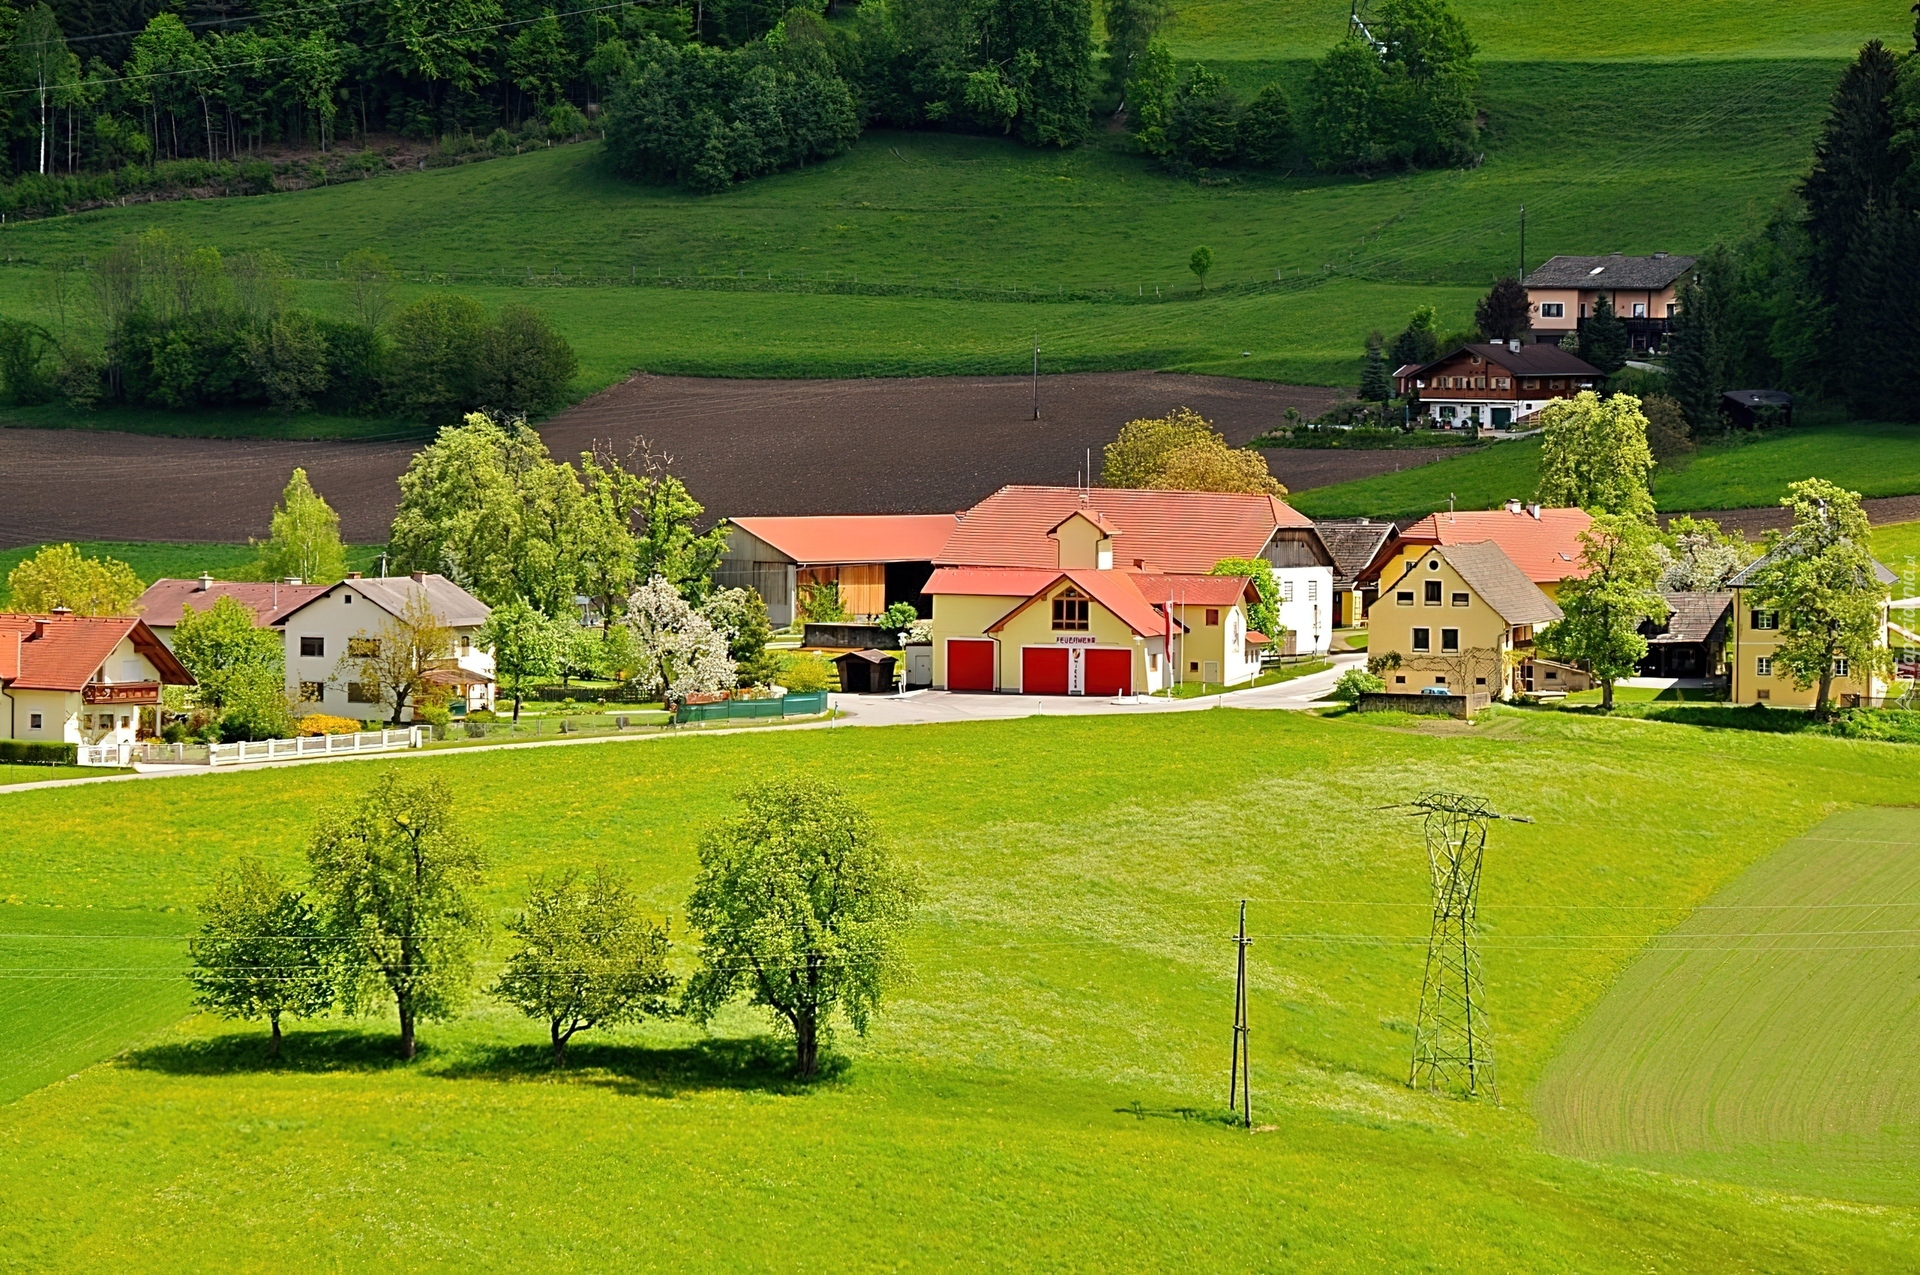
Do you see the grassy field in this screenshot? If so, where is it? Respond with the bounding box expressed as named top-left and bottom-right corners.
top-left (1289, 420), bottom-right (1920, 518)
top-left (1875, 521), bottom-right (1920, 582)
top-left (1533, 806), bottom-right (1920, 1205)
top-left (0, 0), bottom-right (1894, 421)
top-left (0, 764), bottom-right (130, 786)
top-left (0, 709), bottom-right (1917, 1267)
top-left (0, 541), bottom-right (386, 607)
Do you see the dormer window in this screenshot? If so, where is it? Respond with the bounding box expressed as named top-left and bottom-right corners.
top-left (1051, 588), bottom-right (1089, 631)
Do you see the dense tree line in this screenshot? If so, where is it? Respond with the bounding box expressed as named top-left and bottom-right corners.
top-left (0, 230), bottom-right (575, 419)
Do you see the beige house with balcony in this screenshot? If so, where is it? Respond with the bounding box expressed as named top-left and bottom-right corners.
top-left (1726, 552), bottom-right (1898, 707)
top-left (275, 573), bottom-right (495, 721)
top-left (1522, 252), bottom-right (1696, 352)
top-left (0, 612), bottom-right (194, 748)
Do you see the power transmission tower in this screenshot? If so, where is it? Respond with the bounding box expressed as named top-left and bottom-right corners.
top-left (1228, 899), bottom-right (1251, 1128)
top-left (1395, 792), bottom-right (1529, 1101)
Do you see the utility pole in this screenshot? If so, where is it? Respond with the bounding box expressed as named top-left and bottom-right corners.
top-left (1228, 899), bottom-right (1252, 1128)
top-left (1395, 792), bottom-right (1531, 1102)
top-left (1519, 206), bottom-right (1526, 281)
top-left (1032, 334), bottom-right (1040, 420)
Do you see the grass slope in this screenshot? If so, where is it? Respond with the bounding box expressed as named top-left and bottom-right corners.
top-left (0, 709), bottom-right (1917, 1267)
top-left (0, 542), bottom-right (387, 607)
top-left (1288, 420), bottom-right (1920, 518)
top-left (1533, 806), bottom-right (1920, 1205)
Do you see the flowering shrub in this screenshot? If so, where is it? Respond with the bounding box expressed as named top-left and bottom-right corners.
top-left (296, 713), bottom-right (363, 736)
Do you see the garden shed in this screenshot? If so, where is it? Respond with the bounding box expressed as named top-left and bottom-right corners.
top-left (832, 649), bottom-right (897, 694)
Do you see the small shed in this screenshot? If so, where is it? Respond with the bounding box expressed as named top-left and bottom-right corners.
top-left (832, 649), bottom-right (897, 693)
top-left (1722, 389), bottom-right (1792, 429)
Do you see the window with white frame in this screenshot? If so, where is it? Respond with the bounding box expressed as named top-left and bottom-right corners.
top-left (1833, 657), bottom-right (1849, 678)
top-left (1756, 656), bottom-right (1773, 677)
top-left (1307, 580), bottom-right (1318, 602)
top-left (1282, 580), bottom-right (1294, 602)
top-left (1541, 302), bottom-right (1564, 318)
top-left (28, 712), bottom-right (42, 729)
top-left (1752, 610), bottom-right (1779, 631)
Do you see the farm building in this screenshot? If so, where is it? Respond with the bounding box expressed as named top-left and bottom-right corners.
top-left (1638, 592), bottom-right (1732, 680)
top-left (1395, 342), bottom-right (1603, 430)
top-left (926, 486), bottom-right (1331, 695)
top-left (717, 514), bottom-right (959, 627)
top-left (0, 612), bottom-right (194, 747)
top-left (1726, 552), bottom-right (1898, 708)
top-left (1522, 252), bottom-right (1696, 351)
top-left (1358, 504), bottom-right (1592, 606)
top-left (1313, 518), bottom-right (1397, 629)
top-left (1368, 541), bottom-right (1563, 699)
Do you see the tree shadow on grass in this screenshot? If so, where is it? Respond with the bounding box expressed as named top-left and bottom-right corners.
top-left (437, 1035), bottom-right (848, 1098)
top-left (123, 1027), bottom-right (424, 1076)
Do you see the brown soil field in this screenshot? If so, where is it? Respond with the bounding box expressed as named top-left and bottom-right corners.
top-left (2, 371), bottom-right (1353, 547)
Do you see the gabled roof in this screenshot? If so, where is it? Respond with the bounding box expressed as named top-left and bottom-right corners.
top-left (1727, 547), bottom-right (1897, 589)
top-left (1415, 343), bottom-right (1602, 378)
top-left (0, 614), bottom-right (194, 691)
top-left (137, 579), bottom-right (329, 629)
top-left (924, 566), bottom-right (1064, 597)
top-left (1649, 592), bottom-right (1732, 644)
top-left (1048, 508), bottom-right (1121, 538)
top-left (1522, 253), bottom-right (1696, 291)
top-left (1380, 544), bottom-right (1563, 627)
top-left (1129, 574), bottom-right (1258, 608)
top-left (1312, 519), bottom-right (1399, 587)
top-left (279, 574), bottom-right (491, 629)
top-left (730, 514), bottom-right (959, 564)
top-left (1360, 507), bottom-right (1593, 586)
top-left (940, 486), bottom-right (1313, 574)
top-left (983, 570), bottom-right (1178, 639)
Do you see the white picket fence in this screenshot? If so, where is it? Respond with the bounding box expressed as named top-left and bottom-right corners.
top-left (81, 727), bottom-right (423, 769)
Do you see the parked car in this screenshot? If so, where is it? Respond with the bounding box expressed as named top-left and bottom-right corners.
top-left (1418, 686), bottom-right (1454, 697)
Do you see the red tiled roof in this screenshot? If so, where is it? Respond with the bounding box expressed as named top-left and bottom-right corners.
top-left (1360, 507), bottom-right (1593, 585)
top-left (939, 486), bottom-right (1312, 574)
top-left (0, 614), bottom-right (194, 691)
top-left (1129, 574), bottom-right (1257, 607)
top-left (924, 566), bottom-right (1064, 597)
top-left (731, 514), bottom-right (959, 564)
top-left (984, 570), bottom-right (1176, 639)
top-left (138, 579), bottom-right (329, 628)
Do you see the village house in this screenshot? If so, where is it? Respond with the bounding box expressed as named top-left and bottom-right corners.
top-left (1395, 342), bottom-right (1603, 430)
top-left (0, 611), bottom-right (194, 748)
top-left (273, 573), bottom-right (496, 721)
top-left (716, 514), bottom-right (959, 627)
top-left (926, 486), bottom-right (1335, 695)
top-left (137, 575), bottom-right (329, 650)
top-left (1522, 252), bottom-right (1697, 352)
top-left (1359, 504), bottom-right (1592, 604)
top-left (1367, 542), bottom-right (1564, 699)
top-left (1726, 553), bottom-right (1897, 708)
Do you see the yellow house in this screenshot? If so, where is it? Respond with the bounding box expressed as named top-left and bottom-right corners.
top-left (1370, 542), bottom-right (1563, 698)
top-left (1726, 553), bottom-right (1897, 708)
top-left (1360, 504), bottom-right (1592, 609)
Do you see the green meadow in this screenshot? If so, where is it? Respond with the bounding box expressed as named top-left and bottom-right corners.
top-left (1288, 419), bottom-right (1920, 519)
top-left (1, 708), bottom-right (1917, 1268)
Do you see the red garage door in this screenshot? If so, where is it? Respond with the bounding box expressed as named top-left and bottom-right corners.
top-left (1022, 647), bottom-right (1070, 694)
top-left (947, 639), bottom-right (996, 691)
top-left (1084, 648), bottom-right (1132, 697)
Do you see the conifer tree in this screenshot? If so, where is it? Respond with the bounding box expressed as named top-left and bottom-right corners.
top-left (1668, 247), bottom-right (1739, 433)
top-left (1359, 330), bottom-right (1392, 401)
top-left (1580, 295), bottom-right (1629, 374)
top-left (1473, 277), bottom-right (1529, 340)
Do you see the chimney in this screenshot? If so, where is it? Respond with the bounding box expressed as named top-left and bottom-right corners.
top-left (1505, 498), bottom-right (1522, 514)
top-left (1527, 503), bottom-right (1542, 519)
top-left (346, 571), bottom-right (362, 580)
top-left (196, 573), bottom-right (213, 592)
top-left (1653, 251), bottom-right (1668, 259)
top-left (283, 577), bottom-right (302, 586)
top-left (410, 571), bottom-right (428, 583)
top-left (50, 605), bottom-right (72, 616)
top-left (1507, 338), bottom-right (1520, 353)
top-left (32, 617), bottom-right (48, 639)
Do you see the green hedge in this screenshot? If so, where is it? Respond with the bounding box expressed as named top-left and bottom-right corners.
top-left (0, 740), bottom-right (77, 765)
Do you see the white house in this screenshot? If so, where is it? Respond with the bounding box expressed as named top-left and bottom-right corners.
top-left (0, 611), bottom-right (195, 748)
top-left (275, 572), bottom-right (496, 721)
top-left (137, 576), bottom-right (328, 651)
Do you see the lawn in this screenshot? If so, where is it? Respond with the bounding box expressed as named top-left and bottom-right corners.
top-left (1289, 420), bottom-right (1920, 519)
top-left (1874, 521), bottom-right (1920, 586)
top-left (0, 709), bottom-right (1917, 1267)
top-left (1534, 806), bottom-right (1920, 1205)
top-left (0, 541), bottom-right (386, 606)
top-left (0, 764), bottom-right (130, 786)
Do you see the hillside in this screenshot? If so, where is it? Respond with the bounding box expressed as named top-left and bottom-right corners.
top-left (0, 1), bottom-right (1905, 407)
